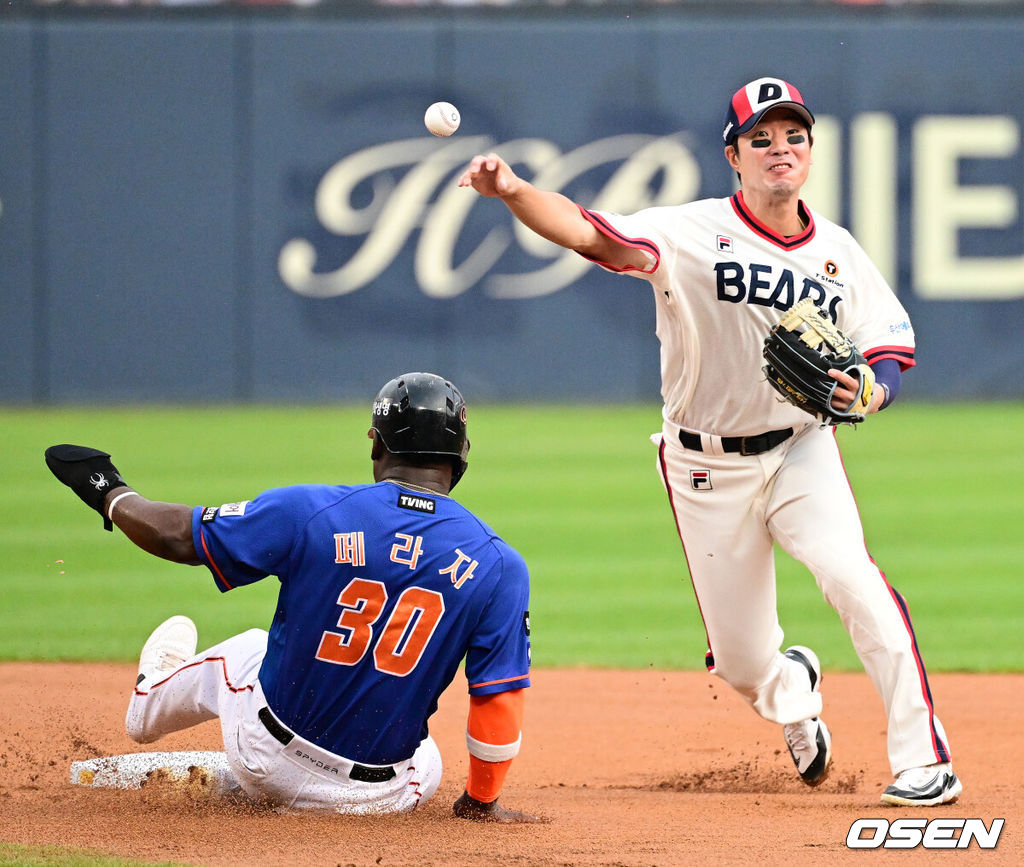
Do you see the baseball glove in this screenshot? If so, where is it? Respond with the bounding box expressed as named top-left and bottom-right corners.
top-left (762, 298), bottom-right (875, 426)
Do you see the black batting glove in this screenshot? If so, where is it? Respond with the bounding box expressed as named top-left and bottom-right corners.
top-left (45, 445), bottom-right (128, 531)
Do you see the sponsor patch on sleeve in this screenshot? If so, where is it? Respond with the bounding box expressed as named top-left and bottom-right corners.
top-left (397, 493), bottom-right (436, 513)
top-left (218, 501), bottom-right (250, 518)
top-left (201, 506), bottom-right (219, 523)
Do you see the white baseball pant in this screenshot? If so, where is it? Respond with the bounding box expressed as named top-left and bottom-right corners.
top-left (126, 628), bottom-right (443, 813)
top-left (654, 421), bottom-right (951, 776)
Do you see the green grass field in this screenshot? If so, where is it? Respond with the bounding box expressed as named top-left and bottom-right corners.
top-left (0, 843), bottom-right (185, 867)
top-left (4, 402), bottom-right (1023, 672)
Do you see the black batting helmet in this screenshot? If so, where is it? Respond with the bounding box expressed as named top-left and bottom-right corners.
top-left (371, 372), bottom-right (470, 489)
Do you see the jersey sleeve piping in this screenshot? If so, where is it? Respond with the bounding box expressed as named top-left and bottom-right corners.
top-left (864, 345), bottom-right (916, 371)
top-left (469, 673), bottom-right (530, 690)
top-left (199, 527), bottom-right (235, 591)
top-left (577, 205), bottom-right (660, 274)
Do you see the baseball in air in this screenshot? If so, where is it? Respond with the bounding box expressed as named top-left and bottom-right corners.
top-left (424, 102), bottom-right (460, 137)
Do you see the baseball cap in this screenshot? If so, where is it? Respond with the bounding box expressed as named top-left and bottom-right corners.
top-left (723, 77), bottom-right (815, 145)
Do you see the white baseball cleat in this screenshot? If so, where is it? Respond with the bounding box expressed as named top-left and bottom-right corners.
top-left (782, 645), bottom-right (832, 786)
top-left (136, 615), bottom-right (197, 687)
top-left (881, 762), bottom-right (962, 806)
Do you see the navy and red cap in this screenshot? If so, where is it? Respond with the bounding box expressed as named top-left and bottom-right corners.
top-left (723, 77), bottom-right (815, 145)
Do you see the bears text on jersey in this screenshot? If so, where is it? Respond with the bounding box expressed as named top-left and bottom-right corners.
top-left (715, 261), bottom-right (843, 320)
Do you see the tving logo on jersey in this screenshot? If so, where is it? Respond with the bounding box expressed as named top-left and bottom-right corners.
top-left (398, 493), bottom-right (435, 514)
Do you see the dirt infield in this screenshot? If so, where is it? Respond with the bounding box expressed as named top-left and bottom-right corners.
top-left (2, 663), bottom-right (1020, 865)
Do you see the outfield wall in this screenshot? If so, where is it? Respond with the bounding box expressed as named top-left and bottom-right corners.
top-left (2, 6), bottom-right (1022, 404)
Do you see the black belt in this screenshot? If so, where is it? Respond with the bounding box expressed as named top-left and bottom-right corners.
top-left (257, 706), bottom-right (396, 783)
top-left (678, 427), bottom-right (794, 456)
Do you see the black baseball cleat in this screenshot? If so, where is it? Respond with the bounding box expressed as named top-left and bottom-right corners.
top-left (881, 763), bottom-right (962, 806)
top-left (782, 645), bottom-right (832, 786)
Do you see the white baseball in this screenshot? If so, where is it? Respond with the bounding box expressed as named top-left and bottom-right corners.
top-left (424, 102), bottom-right (460, 137)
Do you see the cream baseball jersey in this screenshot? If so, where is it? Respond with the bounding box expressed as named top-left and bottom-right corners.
top-left (581, 191), bottom-right (915, 435)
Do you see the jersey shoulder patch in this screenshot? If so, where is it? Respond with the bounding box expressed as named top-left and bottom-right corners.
top-left (217, 501), bottom-right (250, 517)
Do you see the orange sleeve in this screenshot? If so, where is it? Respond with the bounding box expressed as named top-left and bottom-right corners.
top-left (468, 689), bottom-right (524, 742)
top-left (466, 755), bottom-right (513, 803)
top-left (465, 689), bottom-right (524, 803)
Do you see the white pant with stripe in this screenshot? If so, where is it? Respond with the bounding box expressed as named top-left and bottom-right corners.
top-left (126, 628), bottom-right (443, 813)
top-left (654, 421), bottom-right (951, 776)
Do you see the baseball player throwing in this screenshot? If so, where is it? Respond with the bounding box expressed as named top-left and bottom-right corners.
top-left (459, 77), bottom-right (960, 806)
top-left (45, 373), bottom-right (541, 821)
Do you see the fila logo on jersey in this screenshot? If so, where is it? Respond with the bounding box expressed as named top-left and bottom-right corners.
top-left (690, 470), bottom-right (712, 491)
top-left (716, 235), bottom-right (734, 253)
top-left (398, 493), bottom-right (436, 513)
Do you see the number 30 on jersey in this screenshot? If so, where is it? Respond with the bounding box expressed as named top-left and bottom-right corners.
top-left (316, 578), bottom-right (445, 677)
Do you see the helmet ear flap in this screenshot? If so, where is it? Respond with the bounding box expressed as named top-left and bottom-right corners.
top-left (449, 397), bottom-right (470, 489)
top-left (450, 436), bottom-right (470, 490)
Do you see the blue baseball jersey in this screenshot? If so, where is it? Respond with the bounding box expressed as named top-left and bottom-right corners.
top-left (191, 481), bottom-right (531, 765)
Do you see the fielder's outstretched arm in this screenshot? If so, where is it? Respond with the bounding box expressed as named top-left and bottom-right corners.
top-left (458, 152), bottom-right (647, 272)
